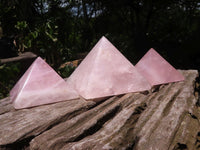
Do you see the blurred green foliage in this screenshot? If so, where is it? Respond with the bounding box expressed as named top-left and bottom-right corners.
top-left (0, 63), bottom-right (20, 99)
top-left (0, 0), bottom-right (200, 98)
top-left (58, 65), bottom-right (76, 78)
top-left (0, 0), bottom-right (199, 67)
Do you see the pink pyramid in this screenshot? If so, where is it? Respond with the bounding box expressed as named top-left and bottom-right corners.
top-left (10, 57), bottom-right (78, 109)
top-left (135, 48), bottom-right (184, 86)
top-left (67, 36), bottom-right (151, 99)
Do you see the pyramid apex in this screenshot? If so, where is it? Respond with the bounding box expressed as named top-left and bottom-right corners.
top-left (149, 48), bottom-right (155, 51)
top-left (136, 48), bottom-right (184, 86)
top-left (35, 56), bottom-right (45, 62)
top-left (146, 48), bottom-right (158, 55)
top-left (36, 56), bottom-right (42, 60)
top-left (10, 57), bottom-right (78, 109)
top-left (68, 37), bottom-right (151, 99)
top-left (101, 36), bottom-right (106, 39)
top-left (99, 36), bottom-right (109, 43)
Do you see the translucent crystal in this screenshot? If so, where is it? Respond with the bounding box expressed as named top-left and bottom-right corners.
top-left (10, 57), bottom-right (78, 109)
top-left (67, 36), bottom-right (151, 99)
top-left (135, 48), bottom-right (184, 86)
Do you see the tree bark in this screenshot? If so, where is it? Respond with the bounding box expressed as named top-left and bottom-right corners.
top-left (0, 52), bottom-right (36, 64)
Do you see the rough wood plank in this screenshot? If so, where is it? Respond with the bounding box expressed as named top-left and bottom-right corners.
top-left (0, 70), bottom-right (199, 150)
top-left (0, 99), bottom-right (96, 149)
top-left (0, 52), bottom-right (36, 64)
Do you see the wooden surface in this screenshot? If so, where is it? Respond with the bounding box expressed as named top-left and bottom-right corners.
top-left (0, 70), bottom-right (199, 150)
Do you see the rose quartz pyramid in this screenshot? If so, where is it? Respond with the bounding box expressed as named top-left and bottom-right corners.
top-left (10, 57), bottom-right (78, 109)
top-left (135, 48), bottom-right (184, 86)
top-left (67, 36), bottom-right (151, 99)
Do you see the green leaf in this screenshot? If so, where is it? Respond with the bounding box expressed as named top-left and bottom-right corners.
top-left (45, 31), bottom-right (58, 42)
top-left (15, 21), bottom-right (28, 30)
top-left (31, 31), bottom-right (38, 39)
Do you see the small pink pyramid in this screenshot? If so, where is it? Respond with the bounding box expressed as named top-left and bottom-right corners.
top-left (67, 36), bottom-right (151, 99)
top-left (10, 57), bottom-right (78, 109)
top-left (135, 48), bottom-right (184, 86)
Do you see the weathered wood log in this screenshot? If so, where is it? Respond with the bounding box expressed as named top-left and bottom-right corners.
top-left (0, 70), bottom-right (199, 150)
top-left (0, 52), bottom-right (37, 64)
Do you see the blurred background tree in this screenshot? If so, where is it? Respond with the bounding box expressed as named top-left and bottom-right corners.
top-left (0, 0), bottom-right (200, 98)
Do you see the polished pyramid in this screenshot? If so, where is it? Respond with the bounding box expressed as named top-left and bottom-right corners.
top-left (135, 48), bottom-right (184, 86)
top-left (67, 36), bottom-right (151, 99)
top-left (10, 57), bottom-right (78, 109)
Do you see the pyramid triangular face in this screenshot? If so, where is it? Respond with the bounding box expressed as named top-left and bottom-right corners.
top-left (135, 48), bottom-right (184, 86)
top-left (67, 36), bottom-right (151, 99)
top-left (10, 57), bottom-right (78, 109)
